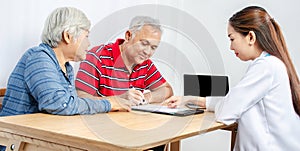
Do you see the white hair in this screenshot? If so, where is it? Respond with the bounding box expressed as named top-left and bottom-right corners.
top-left (129, 16), bottom-right (162, 37)
top-left (41, 7), bottom-right (91, 48)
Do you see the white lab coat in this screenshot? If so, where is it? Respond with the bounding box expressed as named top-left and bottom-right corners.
top-left (206, 51), bottom-right (300, 151)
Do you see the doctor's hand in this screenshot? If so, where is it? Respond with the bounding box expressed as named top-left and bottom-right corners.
top-left (118, 88), bottom-right (145, 105)
top-left (163, 96), bottom-right (206, 108)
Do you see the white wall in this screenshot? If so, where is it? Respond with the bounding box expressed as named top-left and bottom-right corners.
top-left (1, 0), bottom-right (299, 89)
top-left (1, 0), bottom-right (300, 150)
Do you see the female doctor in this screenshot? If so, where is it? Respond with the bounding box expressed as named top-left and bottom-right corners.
top-left (165, 6), bottom-right (300, 151)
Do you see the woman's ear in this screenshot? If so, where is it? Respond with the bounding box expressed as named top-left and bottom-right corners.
top-left (125, 30), bottom-right (132, 41)
top-left (62, 31), bottom-right (71, 44)
top-left (248, 31), bottom-right (256, 46)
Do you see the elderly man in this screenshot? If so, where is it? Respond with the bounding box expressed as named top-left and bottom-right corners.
top-left (76, 16), bottom-right (173, 106)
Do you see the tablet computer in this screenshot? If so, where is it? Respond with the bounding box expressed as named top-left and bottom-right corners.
top-left (131, 104), bottom-right (204, 117)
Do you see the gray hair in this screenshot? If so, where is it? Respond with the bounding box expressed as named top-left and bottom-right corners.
top-left (129, 16), bottom-right (162, 37)
top-left (41, 7), bottom-right (91, 48)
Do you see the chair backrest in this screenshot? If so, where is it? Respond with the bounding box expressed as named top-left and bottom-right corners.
top-left (0, 88), bottom-right (6, 97)
top-left (0, 88), bottom-right (6, 109)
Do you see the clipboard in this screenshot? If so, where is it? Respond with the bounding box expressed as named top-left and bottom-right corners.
top-left (131, 104), bottom-right (204, 116)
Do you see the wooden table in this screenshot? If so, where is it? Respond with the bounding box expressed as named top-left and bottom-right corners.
top-left (0, 111), bottom-right (226, 151)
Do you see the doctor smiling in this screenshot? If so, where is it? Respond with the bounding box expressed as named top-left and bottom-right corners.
top-left (165, 6), bottom-right (300, 151)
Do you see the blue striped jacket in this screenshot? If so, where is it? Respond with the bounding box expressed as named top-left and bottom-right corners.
top-left (0, 43), bottom-right (111, 116)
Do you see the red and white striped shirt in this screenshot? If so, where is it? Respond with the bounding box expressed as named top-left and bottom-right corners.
top-left (75, 39), bottom-right (166, 96)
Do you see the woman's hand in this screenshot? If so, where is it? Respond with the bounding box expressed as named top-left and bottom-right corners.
top-left (163, 96), bottom-right (206, 108)
top-left (108, 96), bottom-right (136, 112)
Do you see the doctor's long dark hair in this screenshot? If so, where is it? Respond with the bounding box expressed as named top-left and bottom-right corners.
top-left (229, 6), bottom-right (300, 116)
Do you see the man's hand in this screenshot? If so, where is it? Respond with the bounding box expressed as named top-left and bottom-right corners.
top-left (118, 88), bottom-right (145, 105)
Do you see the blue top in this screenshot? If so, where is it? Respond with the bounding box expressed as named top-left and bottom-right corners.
top-left (0, 43), bottom-right (111, 116)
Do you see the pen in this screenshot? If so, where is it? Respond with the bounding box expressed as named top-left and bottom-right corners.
top-left (139, 90), bottom-right (147, 105)
top-left (130, 86), bottom-right (148, 105)
top-left (141, 89), bottom-right (151, 105)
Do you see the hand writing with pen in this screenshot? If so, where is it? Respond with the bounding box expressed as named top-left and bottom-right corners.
top-left (119, 88), bottom-right (151, 106)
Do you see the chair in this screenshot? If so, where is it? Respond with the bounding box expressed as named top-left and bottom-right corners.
top-left (0, 88), bottom-right (6, 109)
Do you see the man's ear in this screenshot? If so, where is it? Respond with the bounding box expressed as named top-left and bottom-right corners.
top-left (62, 31), bottom-right (71, 44)
top-left (248, 31), bottom-right (256, 46)
top-left (125, 30), bottom-right (132, 41)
